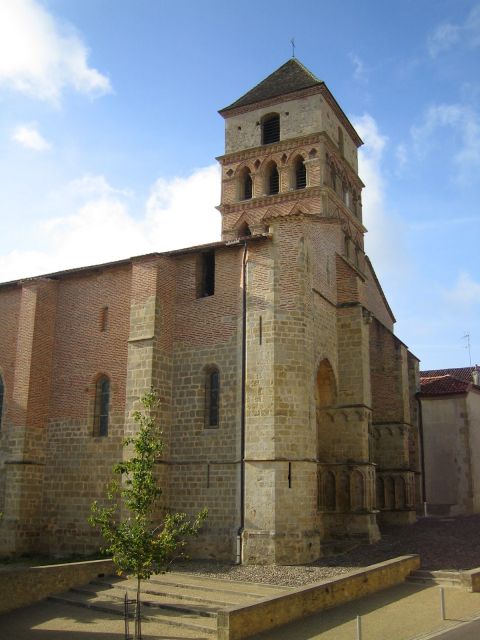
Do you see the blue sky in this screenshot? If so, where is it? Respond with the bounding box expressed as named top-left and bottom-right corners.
top-left (0, 0), bottom-right (479, 370)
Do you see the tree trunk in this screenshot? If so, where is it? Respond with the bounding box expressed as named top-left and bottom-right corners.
top-left (135, 576), bottom-right (142, 639)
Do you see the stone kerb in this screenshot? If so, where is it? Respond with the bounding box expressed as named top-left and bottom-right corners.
top-left (0, 559), bottom-right (114, 614)
top-left (217, 555), bottom-right (420, 640)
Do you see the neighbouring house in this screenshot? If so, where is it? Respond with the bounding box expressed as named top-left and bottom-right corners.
top-left (419, 365), bottom-right (480, 516)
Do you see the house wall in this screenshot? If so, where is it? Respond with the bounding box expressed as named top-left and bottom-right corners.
top-left (467, 392), bottom-right (480, 512)
top-left (421, 395), bottom-right (472, 515)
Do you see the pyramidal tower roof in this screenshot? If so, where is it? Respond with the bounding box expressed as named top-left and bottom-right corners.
top-left (220, 58), bottom-right (322, 113)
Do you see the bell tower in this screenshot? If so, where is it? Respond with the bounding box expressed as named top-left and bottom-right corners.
top-left (218, 59), bottom-right (381, 564)
top-left (217, 58), bottom-right (365, 242)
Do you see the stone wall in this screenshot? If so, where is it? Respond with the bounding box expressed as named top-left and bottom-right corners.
top-left (218, 555), bottom-right (420, 640)
top-left (0, 559), bottom-right (114, 615)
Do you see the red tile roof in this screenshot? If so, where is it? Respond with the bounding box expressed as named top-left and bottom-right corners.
top-left (420, 375), bottom-right (470, 396)
top-left (420, 366), bottom-right (480, 396)
top-left (420, 366), bottom-right (478, 383)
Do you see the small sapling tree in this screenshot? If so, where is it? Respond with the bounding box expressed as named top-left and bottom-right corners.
top-left (89, 390), bottom-right (207, 638)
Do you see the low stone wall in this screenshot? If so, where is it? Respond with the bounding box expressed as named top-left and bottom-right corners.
top-left (461, 568), bottom-right (480, 592)
top-left (0, 559), bottom-right (114, 614)
top-left (217, 555), bottom-right (420, 640)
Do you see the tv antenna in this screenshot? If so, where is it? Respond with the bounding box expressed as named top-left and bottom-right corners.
top-left (462, 333), bottom-right (472, 369)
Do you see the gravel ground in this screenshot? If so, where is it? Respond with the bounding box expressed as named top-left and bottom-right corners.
top-left (173, 514), bottom-right (480, 587)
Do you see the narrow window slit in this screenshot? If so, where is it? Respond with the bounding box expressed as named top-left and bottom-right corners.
top-left (100, 306), bottom-right (109, 332)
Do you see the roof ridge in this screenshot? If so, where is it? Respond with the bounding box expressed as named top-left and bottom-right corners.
top-left (288, 57), bottom-right (320, 82)
top-left (220, 58), bottom-right (322, 113)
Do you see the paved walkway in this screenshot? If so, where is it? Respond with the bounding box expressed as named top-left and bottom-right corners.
top-left (0, 599), bottom-right (210, 639)
top-left (250, 583), bottom-right (480, 640)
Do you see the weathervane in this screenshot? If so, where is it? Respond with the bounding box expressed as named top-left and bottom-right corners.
top-left (290, 37), bottom-right (296, 58)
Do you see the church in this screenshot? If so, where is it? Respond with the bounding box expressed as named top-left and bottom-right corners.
top-left (0, 59), bottom-right (421, 564)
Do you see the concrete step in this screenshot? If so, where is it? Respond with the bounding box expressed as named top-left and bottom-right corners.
top-left (407, 569), bottom-right (463, 588)
top-left (91, 577), bottom-right (253, 607)
top-left (49, 589), bottom-right (217, 635)
top-left (145, 571), bottom-right (290, 598)
top-left (49, 571), bottom-right (292, 638)
top-left (73, 583), bottom-right (220, 617)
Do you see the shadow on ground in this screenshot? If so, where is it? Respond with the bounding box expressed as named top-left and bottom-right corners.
top-left (315, 515), bottom-right (480, 571)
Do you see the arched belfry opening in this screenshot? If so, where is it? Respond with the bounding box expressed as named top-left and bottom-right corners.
top-left (266, 161), bottom-right (279, 195)
top-left (237, 221), bottom-right (252, 238)
top-left (294, 156), bottom-right (307, 189)
top-left (239, 167), bottom-right (252, 200)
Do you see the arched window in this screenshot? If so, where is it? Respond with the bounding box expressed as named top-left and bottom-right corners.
top-left (262, 114), bottom-right (280, 145)
top-left (294, 157), bottom-right (307, 189)
top-left (267, 163), bottom-right (279, 195)
top-left (240, 168), bottom-right (252, 200)
top-left (0, 375), bottom-right (4, 430)
top-left (205, 367), bottom-right (220, 428)
top-left (94, 375), bottom-right (110, 437)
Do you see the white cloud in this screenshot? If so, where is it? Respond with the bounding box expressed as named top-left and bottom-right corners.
top-left (466, 4), bottom-right (480, 47)
top-left (428, 4), bottom-right (480, 57)
top-left (56, 174), bottom-right (132, 201)
top-left (349, 53), bottom-right (368, 84)
top-left (427, 22), bottom-right (461, 57)
top-left (353, 114), bottom-right (408, 279)
top-left (444, 272), bottom-right (480, 306)
top-left (395, 143), bottom-right (407, 173)
top-left (0, 165), bottom-right (221, 282)
top-left (146, 165), bottom-right (221, 250)
top-left (11, 122), bottom-right (51, 150)
top-left (0, 0), bottom-right (111, 104)
top-left (411, 103), bottom-right (480, 182)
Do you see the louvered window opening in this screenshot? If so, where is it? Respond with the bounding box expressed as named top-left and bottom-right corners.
top-left (268, 166), bottom-right (279, 195)
top-left (262, 115), bottom-right (280, 144)
top-left (295, 161), bottom-right (307, 189)
top-left (243, 173), bottom-right (252, 199)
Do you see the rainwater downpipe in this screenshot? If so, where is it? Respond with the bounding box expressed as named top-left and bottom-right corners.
top-left (417, 395), bottom-right (427, 515)
top-left (236, 240), bottom-right (248, 564)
